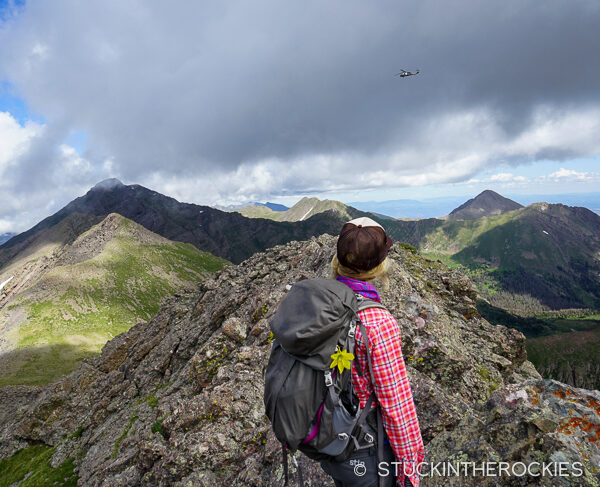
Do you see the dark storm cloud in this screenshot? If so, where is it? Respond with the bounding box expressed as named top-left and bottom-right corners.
top-left (0, 0), bottom-right (599, 222)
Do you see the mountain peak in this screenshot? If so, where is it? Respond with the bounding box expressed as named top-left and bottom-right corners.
top-left (448, 190), bottom-right (523, 220)
top-left (278, 196), bottom-right (350, 222)
top-left (478, 189), bottom-right (502, 197)
top-left (91, 178), bottom-right (125, 191)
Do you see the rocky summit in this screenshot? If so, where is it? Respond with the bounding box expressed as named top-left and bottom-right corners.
top-left (447, 190), bottom-right (523, 221)
top-left (0, 236), bottom-right (598, 486)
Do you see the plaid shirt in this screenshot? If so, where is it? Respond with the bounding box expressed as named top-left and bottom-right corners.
top-left (338, 277), bottom-right (425, 487)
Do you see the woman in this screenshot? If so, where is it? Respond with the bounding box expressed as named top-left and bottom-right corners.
top-left (320, 217), bottom-right (425, 487)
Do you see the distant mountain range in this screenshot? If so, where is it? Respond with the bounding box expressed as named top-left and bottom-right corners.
top-left (382, 202), bottom-right (600, 310)
top-left (257, 201), bottom-right (288, 212)
top-left (0, 234), bottom-right (15, 246)
top-left (1, 179), bottom-right (599, 390)
top-left (3, 181), bottom-right (598, 311)
top-left (236, 196), bottom-right (351, 222)
top-left (0, 212), bottom-right (227, 386)
top-left (220, 188), bottom-right (600, 311)
top-left (350, 191), bottom-right (600, 219)
top-left (0, 179), bottom-right (352, 265)
top-left (216, 201), bottom-right (289, 212)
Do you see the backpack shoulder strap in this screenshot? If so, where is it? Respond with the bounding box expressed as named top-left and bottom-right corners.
top-left (355, 295), bottom-right (388, 313)
top-left (354, 295), bottom-right (388, 487)
top-left (351, 294), bottom-right (388, 380)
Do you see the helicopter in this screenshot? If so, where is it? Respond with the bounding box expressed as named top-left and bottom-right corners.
top-left (395, 68), bottom-right (420, 77)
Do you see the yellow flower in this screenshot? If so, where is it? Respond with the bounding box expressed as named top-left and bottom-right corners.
top-left (330, 346), bottom-right (354, 374)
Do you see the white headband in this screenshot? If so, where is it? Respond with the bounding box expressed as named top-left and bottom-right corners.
top-left (346, 216), bottom-right (384, 229)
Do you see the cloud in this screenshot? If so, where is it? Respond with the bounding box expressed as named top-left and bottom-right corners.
top-left (140, 105), bottom-right (600, 204)
top-left (0, 110), bottom-right (41, 179)
top-left (0, 0), bottom-right (599, 225)
top-left (547, 167), bottom-right (599, 181)
top-left (459, 172), bottom-right (530, 187)
top-left (489, 173), bottom-right (527, 183)
top-left (0, 111), bottom-right (112, 231)
top-left (458, 165), bottom-right (600, 193)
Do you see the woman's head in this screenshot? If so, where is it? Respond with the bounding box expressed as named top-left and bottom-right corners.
top-left (332, 217), bottom-right (393, 284)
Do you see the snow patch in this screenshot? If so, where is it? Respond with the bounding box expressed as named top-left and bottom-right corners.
top-left (0, 276), bottom-right (14, 292)
top-left (300, 206), bottom-right (314, 221)
top-left (542, 230), bottom-right (549, 235)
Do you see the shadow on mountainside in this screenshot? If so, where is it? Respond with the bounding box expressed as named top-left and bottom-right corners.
top-left (454, 216), bottom-right (600, 310)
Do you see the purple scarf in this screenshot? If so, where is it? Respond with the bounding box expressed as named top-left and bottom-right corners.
top-left (336, 275), bottom-right (381, 303)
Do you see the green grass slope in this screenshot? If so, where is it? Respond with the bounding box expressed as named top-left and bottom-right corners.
top-left (236, 205), bottom-right (280, 220)
top-left (419, 203), bottom-right (600, 310)
top-left (0, 444), bottom-right (77, 487)
top-left (0, 214), bottom-right (228, 386)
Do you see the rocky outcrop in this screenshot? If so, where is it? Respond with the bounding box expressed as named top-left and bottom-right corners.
top-left (425, 379), bottom-right (600, 486)
top-left (0, 235), bottom-right (597, 486)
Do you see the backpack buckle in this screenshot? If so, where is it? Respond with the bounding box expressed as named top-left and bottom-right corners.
top-left (337, 433), bottom-right (349, 441)
top-left (324, 371), bottom-right (333, 387)
top-left (348, 323), bottom-right (356, 338)
top-left (364, 433), bottom-right (374, 444)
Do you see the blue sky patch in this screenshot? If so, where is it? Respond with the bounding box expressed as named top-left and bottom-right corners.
top-left (0, 80), bottom-right (44, 126)
top-left (64, 130), bottom-right (88, 154)
top-left (0, 0), bottom-right (25, 22)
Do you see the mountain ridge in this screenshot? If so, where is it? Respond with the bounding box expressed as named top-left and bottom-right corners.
top-left (0, 212), bottom-right (228, 386)
top-left (0, 235), bottom-right (598, 485)
top-left (3, 182), bottom-right (598, 311)
top-left (380, 201), bottom-right (600, 310)
top-left (0, 181), bottom-right (351, 265)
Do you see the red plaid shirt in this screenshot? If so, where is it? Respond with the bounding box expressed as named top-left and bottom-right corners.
top-left (354, 306), bottom-right (425, 487)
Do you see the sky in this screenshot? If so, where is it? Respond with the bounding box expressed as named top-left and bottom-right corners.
top-left (0, 0), bottom-right (599, 232)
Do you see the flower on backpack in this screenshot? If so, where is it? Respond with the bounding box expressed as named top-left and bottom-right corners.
top-left (330, 346), bottom-right (354, 374)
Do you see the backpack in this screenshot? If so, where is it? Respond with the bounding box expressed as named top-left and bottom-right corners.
top-left (263, 278), bottom-right (387, 483)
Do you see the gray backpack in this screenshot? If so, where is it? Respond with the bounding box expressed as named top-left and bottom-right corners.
top-left (263, 278), bottom-right (386, 481)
